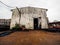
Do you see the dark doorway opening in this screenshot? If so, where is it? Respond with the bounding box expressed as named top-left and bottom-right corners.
top-left (34, 18), bottom-right (38, 29)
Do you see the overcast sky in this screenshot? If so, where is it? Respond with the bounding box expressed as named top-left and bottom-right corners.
top-left (0, 0), bottom-right (60, 22)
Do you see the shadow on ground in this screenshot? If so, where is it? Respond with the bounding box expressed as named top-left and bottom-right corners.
top-left (0, 31), bottom-right (13, 37)
top-left (0, 28), bottom-right (60, 37)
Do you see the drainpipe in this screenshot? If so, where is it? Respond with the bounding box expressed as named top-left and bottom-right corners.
top-left (16, 7), bottom-right (21, 26)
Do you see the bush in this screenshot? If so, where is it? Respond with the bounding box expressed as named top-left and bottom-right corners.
top-left (11, 24), bottom-right (20, 31)
top-left (11, 24), bottom-right (26, 31)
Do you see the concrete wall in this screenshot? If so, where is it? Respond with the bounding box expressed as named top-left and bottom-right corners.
top-left (10, 7), bottom-right (48, 29)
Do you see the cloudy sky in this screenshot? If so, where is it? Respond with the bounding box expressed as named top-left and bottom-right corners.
top-left (0, 0), bottom-right (60, 22)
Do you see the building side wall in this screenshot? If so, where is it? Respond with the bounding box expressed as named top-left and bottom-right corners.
top-left (10, 9), bottom-right (20, 29)
top-left (41, 10), bottom-right (48, 29)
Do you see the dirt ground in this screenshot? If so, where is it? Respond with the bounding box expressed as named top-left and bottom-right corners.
top-left (0, 30), bottom-right (60, 45)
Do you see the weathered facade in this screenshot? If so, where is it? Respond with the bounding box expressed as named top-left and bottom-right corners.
top-left (10, 7), bottom-right (48, 29)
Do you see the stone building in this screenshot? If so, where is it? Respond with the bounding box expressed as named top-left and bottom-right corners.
top-left (10, 7), bottom-right (48, 29)
top-left (49, 21), bottom-right (60, 28)
top-left (0, 19), bottom-right (11, 26)
top-left (0, 19), bottom-right (11, 30)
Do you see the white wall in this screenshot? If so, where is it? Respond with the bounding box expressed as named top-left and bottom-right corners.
top-left (10, 7), bottom-right (48, 29)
